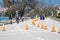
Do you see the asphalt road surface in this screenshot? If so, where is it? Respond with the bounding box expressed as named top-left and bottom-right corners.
top-left (0, 18), bottom-right (60, 40)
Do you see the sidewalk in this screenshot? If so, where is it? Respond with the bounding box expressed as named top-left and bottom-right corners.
top-left (0, 20), bottom-right (16, 26)
top-left (50, 17), bottom-right (60, 22)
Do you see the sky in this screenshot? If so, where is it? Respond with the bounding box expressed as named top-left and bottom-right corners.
top-left (45, 0), bottom-right (60, 5)
top-left (0, 0), bottom-right (60, 7)
top-left (0, 0), bottom-right (3, 7)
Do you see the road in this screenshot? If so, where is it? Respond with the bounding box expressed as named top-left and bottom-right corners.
top-left (0, 18), bottom-right (60, 40)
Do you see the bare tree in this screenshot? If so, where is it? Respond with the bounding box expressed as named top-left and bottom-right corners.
top-left (3, 0), bottom-right (38, 17)
top-left (20, 0), bottom-right (38, 17)
top-left (35, 0), bottom-right (46, 16)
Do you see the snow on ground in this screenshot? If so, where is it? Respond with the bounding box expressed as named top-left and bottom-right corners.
top-left (0, 18), bottom-right (60, 40)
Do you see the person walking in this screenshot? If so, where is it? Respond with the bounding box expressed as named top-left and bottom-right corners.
top-left (9, 14), bottom-right (13, 24)
top-left (16, 16), bottom-right (20, 24)
top-left (21, 16), bottom-right (24, 22)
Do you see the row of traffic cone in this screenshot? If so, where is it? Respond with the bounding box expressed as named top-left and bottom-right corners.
top-left (1, 23), bottom-right (29, 32)
top-left (37, 23), bottom-right (47, 30)
top-left (1, 22), bottom-right (60, 34)
top-left (51, 23), bottom-right (60, 33)
top-left (37, 22), bottom-right (60, 33)
top-left (32, 19), bottom-right (60, 33)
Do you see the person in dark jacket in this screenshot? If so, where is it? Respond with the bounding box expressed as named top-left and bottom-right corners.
top-left (21, 16), bottom-right (24, 22)
top-left (9, 14), bottom-right (12, 20)
top-left (9, 14), bottom-right (13, 24)
top-left (40, 15), bottom-right (45, 20)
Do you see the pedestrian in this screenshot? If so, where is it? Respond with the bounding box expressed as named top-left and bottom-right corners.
top-left (22, 16), bottom-right (24, 22)
top-left (16, 16), bottom-right (20, 24)
top-left (9, 14), bottom-right (13, 24)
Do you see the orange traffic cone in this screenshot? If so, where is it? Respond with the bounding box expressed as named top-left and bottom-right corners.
top-left (2, 24), bottom-right (6, 32)
top-left (58, 27), bottom-right (60, 33)
top-left (44, 24), bottom-right (47, 30)
top-left (37, 23), bottom-right (40, 27)
top-left (35, 18), bottom-right (40, 21)
top-left (34, 19), bottom-right (36, 21)
top-left (58, 22), bottom-right (60, 33)
top-left (32, 20), bottom-right (36, 26)
top-left (25, 24), bottom-right (29, 30)
top-left (35, 18), bottom-right (38, 21)
top-left (51, 24), bottom-right (56, 32)
top-left (41, 23), bottom-right (44, 29)
top-left (34, 22), bottom-right (36, 26)
top-left (41, 20), bottom-right (45, 29)
top-left (32, 20), bottom-right (35, 24)
top-left (37, 17), bottom-right (40, 20)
